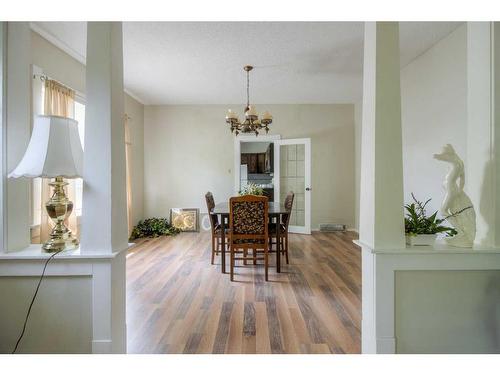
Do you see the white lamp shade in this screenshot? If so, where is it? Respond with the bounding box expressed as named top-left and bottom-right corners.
top-left (9, 115), bottom-right (83, 179)
top-left (245, 105), bottom-right (258, 117)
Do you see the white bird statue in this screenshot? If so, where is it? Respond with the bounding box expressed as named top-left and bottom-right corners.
top-left (433, 144), bottom-right (476, 248)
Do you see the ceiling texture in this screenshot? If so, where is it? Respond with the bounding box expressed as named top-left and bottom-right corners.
top-left (31, 22), bottom-right (461, 105)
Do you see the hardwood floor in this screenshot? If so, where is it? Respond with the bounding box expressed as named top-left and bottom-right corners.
top-left (126, 231), bottom-right (361, 354)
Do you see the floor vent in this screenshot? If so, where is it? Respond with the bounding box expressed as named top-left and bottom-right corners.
top-left (319, 223), bottom-right (346, 232)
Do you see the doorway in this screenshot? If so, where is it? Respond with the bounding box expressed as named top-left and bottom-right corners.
top-left (234, 135), bottom-right (311, 234)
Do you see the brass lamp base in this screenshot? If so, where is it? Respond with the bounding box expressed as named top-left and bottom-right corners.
top-left (42, 176), bottom-right (79, 253)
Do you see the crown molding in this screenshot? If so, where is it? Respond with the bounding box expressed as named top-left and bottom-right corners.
top-left (30, 22), bottom-right (86, 65)
top-left (30, 22), bottom-right (146, 105)
top-left (124, 88), bottom-right (146, 105)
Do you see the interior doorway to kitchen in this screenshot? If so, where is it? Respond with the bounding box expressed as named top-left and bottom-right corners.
top-left (234, 135), bottom-right (281, 203)
top-left (234, 135), bottom-right (311, 234)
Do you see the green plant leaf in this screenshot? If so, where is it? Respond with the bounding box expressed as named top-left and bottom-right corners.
top-left (404, 193), bottom-right (456, 236)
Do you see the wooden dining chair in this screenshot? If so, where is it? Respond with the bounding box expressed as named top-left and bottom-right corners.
top-left (229, 195), bottom-right (269, 282)
top-left (205, 191), bottom-right (228, 264)
top-left (269, 191), bottom-right (294, 264)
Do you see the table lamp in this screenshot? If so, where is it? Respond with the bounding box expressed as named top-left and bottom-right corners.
top-left (9, 115), bottom-right (84, 252)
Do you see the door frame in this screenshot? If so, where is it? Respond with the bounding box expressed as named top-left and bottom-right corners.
top-left (275, 138), bottom-right (312, 234)
top-left (234, 134), bottom-right (281, 202)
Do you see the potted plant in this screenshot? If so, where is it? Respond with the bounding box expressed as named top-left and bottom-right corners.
top-left (404, 193), bottom-right (457, 246)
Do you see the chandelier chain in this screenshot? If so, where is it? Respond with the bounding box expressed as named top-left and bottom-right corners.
top-left (246, 69), bottom-right (250, 108)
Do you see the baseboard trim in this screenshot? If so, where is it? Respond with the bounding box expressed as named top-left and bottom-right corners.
top-left (92, 339), bottom-right (112, 354)
top-left (312, 227), bottom-right (359, 233)
top-left (377, 337), bottom-right (396, 354)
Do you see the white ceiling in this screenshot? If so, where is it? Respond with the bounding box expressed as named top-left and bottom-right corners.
top-left (31, 22), bottom-right (461, 105)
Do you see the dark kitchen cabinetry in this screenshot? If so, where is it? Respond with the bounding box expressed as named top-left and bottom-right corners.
top-left (241, 144), bottom-right (274, 174)
top-left (264, 143), bottom-right (273, 173)
top-left (241, 153), bottom-right (263, 173)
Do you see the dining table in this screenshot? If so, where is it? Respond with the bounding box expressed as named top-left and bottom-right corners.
top-left (211, 201), bottom-right (288, 274)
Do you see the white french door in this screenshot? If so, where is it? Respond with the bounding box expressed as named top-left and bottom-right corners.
top-left (275, 138), bottom-right (311, 234)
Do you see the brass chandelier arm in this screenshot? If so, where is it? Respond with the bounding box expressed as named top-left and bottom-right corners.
top-left (226, 117), bottom-right (270, 136)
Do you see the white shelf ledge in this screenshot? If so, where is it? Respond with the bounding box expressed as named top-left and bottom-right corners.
top-left (354, 239), bottom-right (500, 255)
top-left (0, 243), bottom-right (134, 260)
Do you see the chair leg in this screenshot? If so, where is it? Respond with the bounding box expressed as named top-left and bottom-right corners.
top-left (211, 235), bottom-right (216, 264)
top-left (285, 235), bottom-right (289, 264)
top-left (253, 248), bottom-right (257, 265)
top-left (244, 249), bottom-right (248, 265)
top-left (230, 245), bottom-right (235, 282)
top-left (264, 245), bottom-right (269, 282)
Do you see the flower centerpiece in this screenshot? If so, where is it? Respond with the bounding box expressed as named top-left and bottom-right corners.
top-left (239, 183), bottom-right (264, 196)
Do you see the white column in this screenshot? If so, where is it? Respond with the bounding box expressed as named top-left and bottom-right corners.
top-left (81, 22), bottom-right (127, 353)
top-left (359, 22), bottom-right (405, 354)
top-left (466, 22), bottom-right (500, 247)
top-left (0, 22), bottom-right (6, 252)
top-left (5, 22), bottom-right (31, 252)
top-left (359, 22), bottom-right (405, 250)
top-left (81, 22), bottom-right (128, 254)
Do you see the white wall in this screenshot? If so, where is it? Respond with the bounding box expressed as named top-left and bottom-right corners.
top-left (30, 31), bottom-right (145, 226)
top-left (395, 270), bottom-right (500, 353)
top-left (0, 276), bottom-right (92, 353)
top-left (400, 24), bottom-right (468, 214)
top-left (144, 104), bottom-right (355, 230)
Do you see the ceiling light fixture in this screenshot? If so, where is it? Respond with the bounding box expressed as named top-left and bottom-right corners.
top-left (225, 65), bottom-right (272, 136)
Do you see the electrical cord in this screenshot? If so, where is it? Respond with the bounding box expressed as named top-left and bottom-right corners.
top-left (11, 249), bottom-right (63, 354)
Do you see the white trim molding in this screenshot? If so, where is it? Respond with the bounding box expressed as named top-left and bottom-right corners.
top-left (30, 22), bottom-right (85, 65)
top-left (29, 22), bottom-right (146, 105)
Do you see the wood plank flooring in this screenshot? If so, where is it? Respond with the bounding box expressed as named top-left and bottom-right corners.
top-left (126, 231), bottom-right (361, 354)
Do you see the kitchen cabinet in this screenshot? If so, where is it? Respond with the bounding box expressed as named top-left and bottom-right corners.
top-left (242, 153), bottom-right (263, 173)
top-left (241, 144), bottom-right (273, 174)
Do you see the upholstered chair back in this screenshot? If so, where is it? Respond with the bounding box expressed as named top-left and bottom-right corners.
top-left (229, 195), bottom-right (269, 243)
top-left (205, 191), bottom-right (219, 230)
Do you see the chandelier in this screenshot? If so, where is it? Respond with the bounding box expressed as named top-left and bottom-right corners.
top-left (225, 65), bottom-right (272, 136)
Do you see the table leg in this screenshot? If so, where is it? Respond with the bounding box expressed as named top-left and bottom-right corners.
top-left (276, 215), bottom-right (281, 273)
top-left (221, 214), bottom-right (226, 273)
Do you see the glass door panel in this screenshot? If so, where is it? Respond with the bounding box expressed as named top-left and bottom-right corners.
top-left (277, 139), bottom-right (311, 234)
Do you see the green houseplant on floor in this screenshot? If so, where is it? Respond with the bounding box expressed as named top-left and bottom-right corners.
top-left (129, 217), bottom-right (181, 240)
